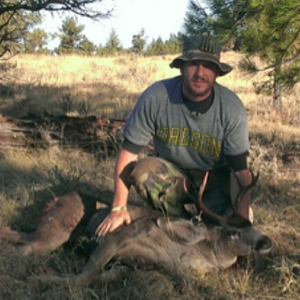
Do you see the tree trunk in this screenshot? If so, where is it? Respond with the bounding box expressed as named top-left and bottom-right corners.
top-left (273, 64), bottom-right (282, 110)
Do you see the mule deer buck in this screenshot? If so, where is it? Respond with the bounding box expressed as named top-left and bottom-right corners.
top-left (29, 171), bottom-right (272, 287)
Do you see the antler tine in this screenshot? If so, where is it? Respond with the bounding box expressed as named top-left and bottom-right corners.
top-left (183, 172), bottom-right (222, 222)
top-left (232, 169), bottom-right (260, 209)
top-left (182, 174), bottom-right (208, 206)
top-left (197, 172), bottom-right (222, 222)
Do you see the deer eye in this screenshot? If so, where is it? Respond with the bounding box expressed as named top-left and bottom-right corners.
top-left (226, 229), bottom-right (241, 240)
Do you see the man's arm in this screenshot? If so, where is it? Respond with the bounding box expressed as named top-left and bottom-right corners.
top-left (96, 148), bottom-right (139, 236)
top-left (230, 169), bottom-right (253, 220)
top-left (96, 83), bottom-right (159, 236)
top-left (226, 152), bottom-right (253, 220)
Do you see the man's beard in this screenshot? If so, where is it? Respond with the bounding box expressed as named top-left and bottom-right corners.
top-left (185, 77), bottom-right (212, 98)
top-left (186, 83), bottom-right (210, 97)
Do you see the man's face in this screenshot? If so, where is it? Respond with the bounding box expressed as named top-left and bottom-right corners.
top-left (180, 60), bottom-right (219, 102)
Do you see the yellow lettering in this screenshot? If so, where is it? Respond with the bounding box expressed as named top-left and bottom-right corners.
top-left (199, 134), bottom-right (210, 154)
top-left (189, 132), bottom-right (201, 150)
top-left (168, 127), bottom-right (180, 145)
top-left (179, 127), bottom-right (190, 146)
top-left (210, 138), bottom-right (221, 158)
top-left (158, 126), bottom-right (222, 159)
top-left (158, 127), bottom-right (169, 142)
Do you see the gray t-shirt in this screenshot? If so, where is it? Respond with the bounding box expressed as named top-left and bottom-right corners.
top-left (123, 75), bottom-right (250, 170)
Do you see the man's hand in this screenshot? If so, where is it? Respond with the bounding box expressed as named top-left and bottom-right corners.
top-left (96, 149), bottom-right (137, 236)
top-left (95, 209), bottom-right (131, 236)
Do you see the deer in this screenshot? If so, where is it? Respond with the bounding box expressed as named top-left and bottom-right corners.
top-left (0, 192), bottom-right (100, 256)
top-left (28, 170), bottom-right (272, 287)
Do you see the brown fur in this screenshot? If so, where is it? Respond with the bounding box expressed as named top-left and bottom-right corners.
top-left (0, 192), bottom-right (272, 287)
top-left (0, 192), bottom-right (98, 256)
top-left (29, 204), bottom-right (272, 287)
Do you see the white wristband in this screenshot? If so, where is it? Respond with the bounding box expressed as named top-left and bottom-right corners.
top-left (111, 205), bottom-right (127, 212)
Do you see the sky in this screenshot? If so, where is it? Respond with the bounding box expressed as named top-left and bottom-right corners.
top-left (41, 0), bottom-right (190, 49)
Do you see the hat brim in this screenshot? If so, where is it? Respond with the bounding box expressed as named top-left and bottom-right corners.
top-left (170, 54), bottom-right (232, 76)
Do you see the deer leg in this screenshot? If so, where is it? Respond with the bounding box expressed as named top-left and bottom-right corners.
top-left (0, 227), bottom-right (32, 243)
top-left (28, 238), bottom-right (122, 287)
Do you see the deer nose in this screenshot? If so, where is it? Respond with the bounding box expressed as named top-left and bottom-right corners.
top-left (254, 236), bottom-right (272, 254)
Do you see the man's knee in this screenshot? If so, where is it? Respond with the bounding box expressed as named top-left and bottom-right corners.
top-left (128, 157), bottom-right (188, 216)
top-left (129, 157), bottom-right (167, 186)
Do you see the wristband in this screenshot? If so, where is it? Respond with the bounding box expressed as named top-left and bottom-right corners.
top-left (111, 205), bottom-right (127, 212)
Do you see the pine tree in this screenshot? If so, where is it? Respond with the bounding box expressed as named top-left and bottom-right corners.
top-left (105, 29), bottom-right (122, 55)
top-left (23, 29), bottom-right (49, 54)
top-left (146, 37), bottom-right (166, 56)
top-left (0, 1), bottom-right (111, 20)
top-left (131, 29), bottom-right (147, 54)
top-left (182, 0), bottom-right (250, 49)
top-left (56, 17), bottom-right (85, 54)
top-left (0, 8), bottom-right (42, 56)
top-left (165, 33), bottom-right (182, 54)
top-left (182, 0), bottom-right (211, 35)
top-left (239, 0), bottom-right (300, 108)
top-left (183, 0), bottom-right (300, 108)
top-left (0, 0), bottom-right (112, 57)
top-left (78, 36), bottom-right (96, 56)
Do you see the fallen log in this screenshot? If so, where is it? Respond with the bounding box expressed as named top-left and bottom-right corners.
top-left (0, 113), bottom-right (126, 157)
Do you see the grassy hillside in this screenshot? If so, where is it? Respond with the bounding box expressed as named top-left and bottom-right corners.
top-left (0, 53), bottom-right (299, 300)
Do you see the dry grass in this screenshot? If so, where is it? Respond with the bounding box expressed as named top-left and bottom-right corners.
top-left (0, 52), bottom-right (299, 300)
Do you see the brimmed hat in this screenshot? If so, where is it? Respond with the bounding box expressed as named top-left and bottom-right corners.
top-left (170, 35), bottom-right (232, 76)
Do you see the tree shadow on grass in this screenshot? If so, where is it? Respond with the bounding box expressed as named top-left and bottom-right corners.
top-left (0, 81), bottom-right (139, 119)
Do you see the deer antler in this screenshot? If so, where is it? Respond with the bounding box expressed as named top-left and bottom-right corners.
top-left (183, 172), bottom-right (222, 222)
top-left (183, 170), bottom-right (259, 223)
top-left (231, 169), bottom-right (259, 211)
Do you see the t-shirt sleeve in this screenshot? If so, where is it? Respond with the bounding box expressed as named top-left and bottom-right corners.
top-left (223, 98), bottom-right (250, 156)
top-left (123, 83), bottom-right (161, 146)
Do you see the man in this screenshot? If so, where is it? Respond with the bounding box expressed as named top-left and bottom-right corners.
top-left (96, 35), bottom-right (253, 236)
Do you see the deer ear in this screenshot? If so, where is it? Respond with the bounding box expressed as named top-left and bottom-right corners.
top-left (156, 217), bottom-right (209, 246)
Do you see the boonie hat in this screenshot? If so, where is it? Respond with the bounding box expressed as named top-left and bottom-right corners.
top-left (170, 35), bottom-right (232, 76)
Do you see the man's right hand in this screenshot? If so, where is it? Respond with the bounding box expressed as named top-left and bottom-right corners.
top-left (95, 209), bottom-right (131, 236)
